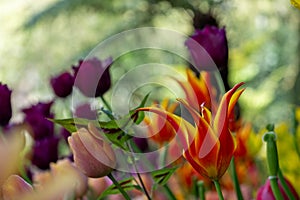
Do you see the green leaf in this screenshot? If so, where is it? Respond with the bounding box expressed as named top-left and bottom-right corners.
top-left (98, 177), bottom-right (142, 200)
top-left (49, 118), bottom-right (96, 133)
top-left (151, 166), bottom-right (178, 186)
top-left (130, 92), bottom-right (150, 124)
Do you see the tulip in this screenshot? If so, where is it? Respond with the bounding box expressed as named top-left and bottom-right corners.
top-left (138, 83), bottom-right (244, 180)
top-left (175, 69), bottom-right (215, 111)
top-left (31, 136), bottom-right (59, 169)
top-left (74, 103), bottom-right (98, 120)
top-left (22, 101), bottom-right (54, 140)
top-left (1, 175), bottom-right (33, 200)
top-left (185, 26), bottom-right (228, 71)
top-left (50, 159), bottom-right (88, 198)
top-left (256, 177), bottom-right (299, 200)
top-left (50, 71), bottom-right (74, 98)
top-left (0, 83), bottom-right (12, 127)
top-left (145, 98), bottom-right (178, 146)
top-left (73, 57), bottom-right (112, 97)
top-left (68, 123), bottom-right (116, 178)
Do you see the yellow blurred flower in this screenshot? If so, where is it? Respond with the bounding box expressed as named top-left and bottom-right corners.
top-left (291, 0), bottom-right (300, 9)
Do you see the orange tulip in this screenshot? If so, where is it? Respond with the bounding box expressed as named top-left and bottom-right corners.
top-left (138, 82), bottom-right (244, 180)
top-left (175, 68), bottom-right (217, 111)
top-left (1, 175), bottom-right (33, 200)
top-left (144, 98), bottom-right (178, 146)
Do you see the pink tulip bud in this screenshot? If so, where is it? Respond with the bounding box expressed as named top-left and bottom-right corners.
top-left (1, 175), bottom-right (33, 200)
top-left (68, 123), bottom-right (116, 178)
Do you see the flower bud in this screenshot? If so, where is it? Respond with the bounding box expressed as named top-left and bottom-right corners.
top-left (0, 83), bottom-right (12, 127)
top-left (73, 57), bottom-right (112, 97)
top-left (185, 26), bottom-right (228, 71)
top-left (68, 123), bottom-right (116, 178)
top-left (50, 72), bottom-right (74, 98)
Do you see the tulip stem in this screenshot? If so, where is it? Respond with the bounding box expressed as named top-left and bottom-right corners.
top-left (107, 173), bottom-right (131, 200)
top-left (269, 176), bottom-right (284, 200)
top-left (100, 96), bottom-right (112, 112)
top-left (230, 157), bottom-right (244, 200)
top-left (278, 169), bottom-right (296, 200)
top-left (197, 180), bottom-right (205, 200)
top-left (163, 184), bottom-right (177, 200)
top-left (213, 180), bottom-right (224, 200)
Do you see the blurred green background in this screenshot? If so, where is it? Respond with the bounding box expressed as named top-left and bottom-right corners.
top-left (1, 0), bottom-right (300, 126)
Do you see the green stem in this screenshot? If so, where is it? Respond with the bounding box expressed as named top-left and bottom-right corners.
top-left (213, 180), bottom-right (224, 200)
top-left (107, 173), bottom-right (131, 200)
top-left (100, 95), bottom-right (112, 112)
top-left (269, 176), bottom-right (284, 200)
top-left (292, 108), bottom-right (300, 159)
top-left (163, 184), bottom-right (177, 200)
top-left (278, 170), bottom-right (296, 200)
top-left (126, 142), bottom-right (152, 200)
top-left (230, 157), bottom-right (244, 200)
top-left (197, 180), bottom-right (205, 200)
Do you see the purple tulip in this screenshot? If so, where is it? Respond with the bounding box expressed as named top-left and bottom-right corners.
top-left (50, 72), bottom-right (74, 98)
top-left (0, 83), bottom-right (12, 126)
top-left (73, 57), bottom-right (112, 97)
top-left (74, 103), bottom-right (98, 120)
top-left (31, 136), bottom-right (59, 169)
top-left (22, 102), bottom-right (54, 139)
top-left (22, 101), bottom-right (53, 117)
top-left (185, 25), bottom-right (228, 71)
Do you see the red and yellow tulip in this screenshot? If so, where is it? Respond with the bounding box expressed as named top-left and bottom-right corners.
top-left (138, 82), bottom-right (245, 180)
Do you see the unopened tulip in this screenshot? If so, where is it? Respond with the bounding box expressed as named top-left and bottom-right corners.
top-left (185, 26), bottom-right (228, 71)
top-left (50, 71), bottom-right (74, 98)
top-left (68, 123), bottom-right (116, 178)
top-left (73, 57), bottom-right (112, 97)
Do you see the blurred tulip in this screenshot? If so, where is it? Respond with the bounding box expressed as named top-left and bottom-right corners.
top-left (1, 175), bottom-right (33, 200)
top-left (0, 83), bottom-right (12, 127)
top-left (50, 71), bottom-right (74, 98)
top-left (31, 136), bottom-right (59, 169)
top-left (256, 177), bottom-right (299, 200)
top-left (145, 99), bottom-right (178, 146)
top-left (185, 26), bottom-right (228, 71)
top-left (73, 57), bottom-right (112, 97)
top-left (68, 123), bottom-right (116, 178)
top-left (74, 103), bottom-right (98, 120)
top-left (22, 101), bottom-right (54, 140)
top-left (50, 159), bottom-right (88, 197)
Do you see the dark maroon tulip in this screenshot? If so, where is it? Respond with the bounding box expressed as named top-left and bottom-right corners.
top-left (74, 103), bottom-right (98, 120)
top-left (73, 57), bottom-right (112, 97)
top-left (22, 102), bottom-right (54, 139)
top-left (50, 72), bottom-right (74, 98)
top-left (185, 25), bottom-right (228, 71)
top-left (256, 177), bottom-right (299, 200)
top-left (22, 101), bottom-right (53, 117)
top-left (60, 127), bottom-right (71, 142)
top-left (0, 83), bottom-right (12, 126)
top-left (31, 136), bottom-right (59, 169)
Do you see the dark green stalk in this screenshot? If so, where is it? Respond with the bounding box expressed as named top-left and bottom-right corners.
top-left (107, 173), bottom-right (131, 200)
top-left (100, 95), bottom-right (112, 111)
top-left (213, 180), bottom-right (224, 200)
top-left (163, 184), bottom-right (177, 200)
top-left (230, 157), bottom-right (244, 200)
top-left (278, 169), bottom-right (296, 200)
top-left (269, 176), bottom-right (284, 200)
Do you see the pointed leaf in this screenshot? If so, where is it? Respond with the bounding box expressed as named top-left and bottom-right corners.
top-left (151, 166), bottom-right (178, 186)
